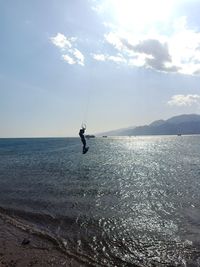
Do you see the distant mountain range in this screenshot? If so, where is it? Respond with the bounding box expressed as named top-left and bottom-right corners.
top-left (99, 114), bottom-right (200, 136)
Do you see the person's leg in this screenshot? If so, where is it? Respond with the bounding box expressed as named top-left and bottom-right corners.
top-left (82, 137), bottom-right (86, 153)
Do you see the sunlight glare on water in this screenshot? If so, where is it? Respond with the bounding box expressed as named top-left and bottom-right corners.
top-left (0, 136), bottom-right (200, 266)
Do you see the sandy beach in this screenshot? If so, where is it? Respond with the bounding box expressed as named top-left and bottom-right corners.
top-left (0, 217), bottom-right (85, 267)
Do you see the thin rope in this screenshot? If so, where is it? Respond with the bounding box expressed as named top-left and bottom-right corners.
top-left (82, 87), bottom-right (91, 127)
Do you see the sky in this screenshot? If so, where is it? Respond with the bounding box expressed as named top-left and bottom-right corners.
top-left (1, 0), bottom-right (200, 137)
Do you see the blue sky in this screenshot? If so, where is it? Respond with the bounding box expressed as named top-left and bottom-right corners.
top-left (1, 0), bottom-right (200, 137)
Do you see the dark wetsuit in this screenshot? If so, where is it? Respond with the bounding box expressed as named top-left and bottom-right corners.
top-left (79, 128), bottom-right (86, 153)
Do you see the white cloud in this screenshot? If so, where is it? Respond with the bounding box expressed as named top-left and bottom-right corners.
top-left (92, 54), bottom-right (106, 61)
top-left (71, 48), bottom-right (85, 66)
top-left (50, 33), bottom-right (85, 66)
top-left (104, 23), bottom-right (200, 74)
top-left (168, 94), bottom-right (200, 106)
top-left (104, 32), bottom-right (177, 71)
top-left (92, 53), bottom-right (126, 63)
top-left (105, 32), bottom-right (124, 51)
top-left (121, 38), bottom-right (179, 72)
top-left (108, 55), bottom-right (126, 63)
top-left (50, 16), bottom-right (200, 73)
top-left (62, 54), bottom-right (76, 65)
top-left (96, 15), bottom-right (200, 75)
top-left (50, 33), bottom-right (72, 49)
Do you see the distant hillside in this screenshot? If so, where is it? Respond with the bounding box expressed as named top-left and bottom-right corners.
top-left (97, 126), bottom-right (136, 136)
top-left (99, 114), bottom-right (200, 136)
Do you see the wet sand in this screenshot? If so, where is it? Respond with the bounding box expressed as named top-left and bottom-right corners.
top-left (0, 218), bottom-right (85, 267)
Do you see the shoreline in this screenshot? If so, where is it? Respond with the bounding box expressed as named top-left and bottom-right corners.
top-left (0, 217), bottom-right (85, 267)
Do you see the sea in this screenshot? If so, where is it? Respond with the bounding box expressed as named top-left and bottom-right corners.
top-left (0, 136), bottom-right (200, 266)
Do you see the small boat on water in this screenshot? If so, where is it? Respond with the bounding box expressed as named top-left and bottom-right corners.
top-left (85, 135), bottom-right (95, 139)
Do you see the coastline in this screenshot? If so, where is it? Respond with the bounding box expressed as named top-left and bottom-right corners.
top-left (0, 217), bottom-right (85, 267)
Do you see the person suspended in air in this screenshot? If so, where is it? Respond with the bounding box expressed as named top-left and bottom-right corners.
top-left (79, 125), bottom-right (89, 154)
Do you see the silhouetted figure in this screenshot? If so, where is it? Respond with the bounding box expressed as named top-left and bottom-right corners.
top-left (79, 126), bottom-right (89, 154)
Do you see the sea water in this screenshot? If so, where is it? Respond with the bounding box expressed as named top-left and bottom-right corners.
top-left (0, 136), bottom-right (200, 266)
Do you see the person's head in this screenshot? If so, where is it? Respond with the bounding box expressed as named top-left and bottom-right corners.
top-left (81, 123), bottom-right (86, 130)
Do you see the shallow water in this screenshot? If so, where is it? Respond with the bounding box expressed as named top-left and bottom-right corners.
top-left (0, 136), bottom-right (200, 266)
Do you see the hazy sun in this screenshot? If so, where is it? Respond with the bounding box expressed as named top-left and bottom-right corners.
top-left (109, 0), bottom-right (174, 31)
